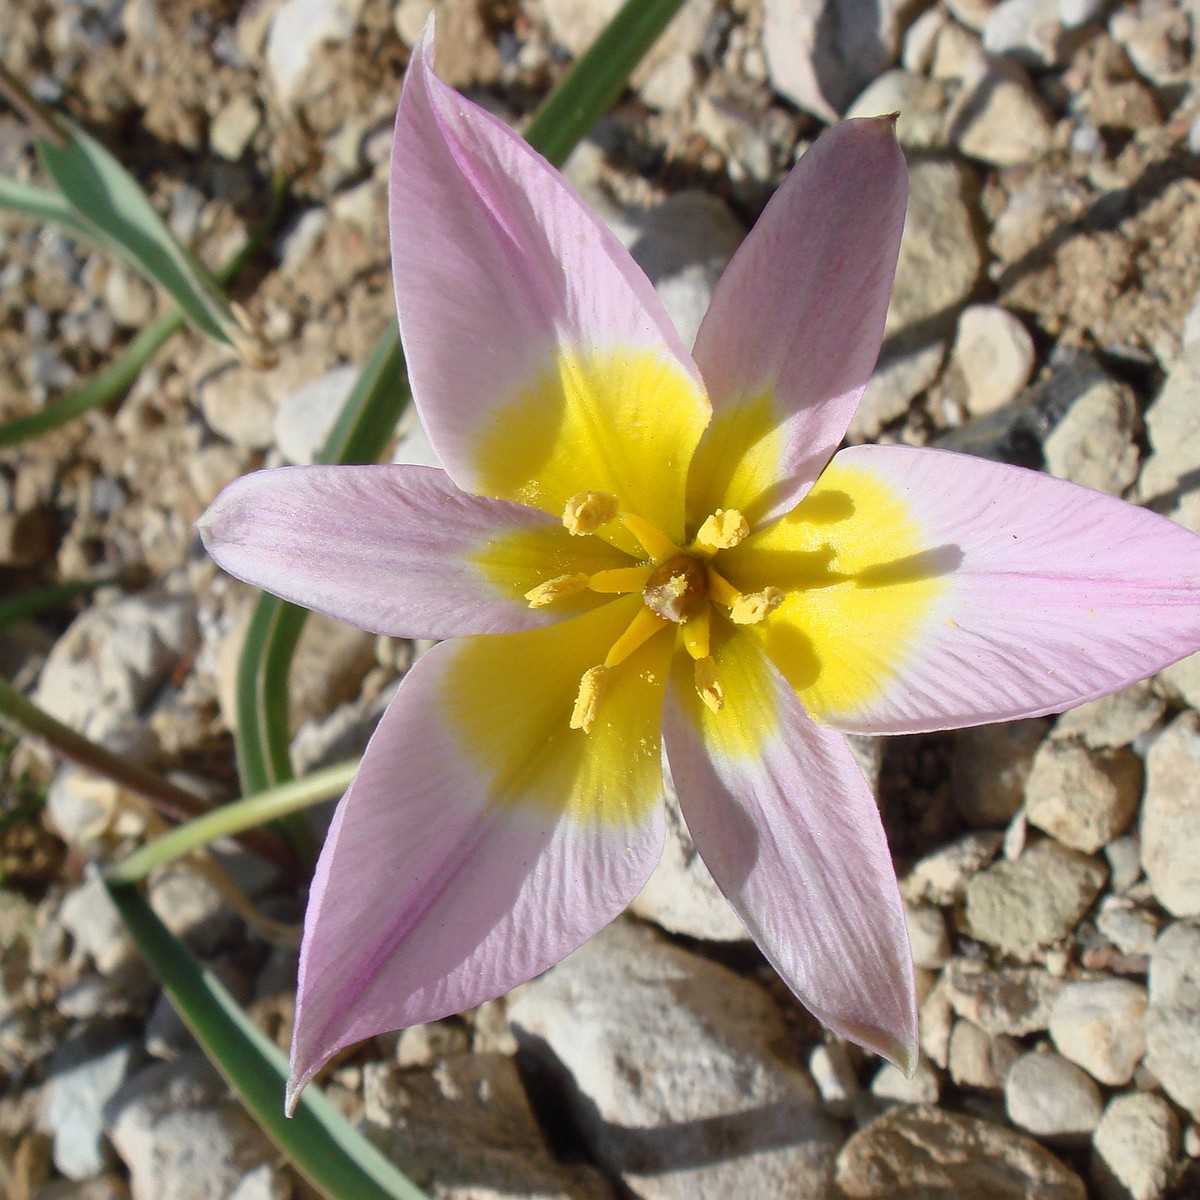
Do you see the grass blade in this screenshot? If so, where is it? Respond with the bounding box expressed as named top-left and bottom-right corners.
top-left (0, 575), bottom-right (116, 631)
top-left (0, 175), bottom-right (97, 242)
top-left (38, 120), bottom-right (270, 362)
top-left (106, 881), bottom-right (430, 1200)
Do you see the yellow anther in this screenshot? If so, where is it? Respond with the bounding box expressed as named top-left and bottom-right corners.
top-left (524, 573), bottom-right (590, 608)
top-left (563, 491), bottom-right (618, 536)
top-left (693, 509), bottom-right (749, 555)
top-left (730, 587), bottom-right (785, 625)
top-left (571, 665), bottom-right (608, 732)
top-left (694, 656), bottom-right (724, 714)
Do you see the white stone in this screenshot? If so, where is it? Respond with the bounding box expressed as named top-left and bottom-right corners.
top-left (34, 592), bottom-right (197, 740)
top-left (845, 70), bottom-right (951, 151)
top-left (983, 0), bottom-right (1067, 66)
top-left (1092, 1092), bottom-right (1180, 1200)
top-left (903, 831), bottom-right (1003, 906)
top-left (951, 304), bottom-right (1035, 415)
top-left (965, 839), bottom-right (1108, 959)
top-left (1095, 897), bottom-right (1160, 956)
top-left (1052, 681), bottom-right (1165, 750)
top-left (871, 1057), bottom-right (940, 1104)
top-left (948, 1019), bottom-right (1021, 1090)
top-left (949, 66), bottom-right (1056, 166)
top-left (1141, 711), bottom-right (1200, 917)
top-left (210, 94), bottom-right (260, 160)
top-left (1025, 740), bottom-right (1142, 853)
top-left (1144, 919), bottom-right (1200, 1119)
top-left (509, 920), bottom-right (841, 1200)
top-left (1005, 1051), bottom-right (1104, 1139)
top-left (1049, 978), bottom-right (1147, 1085)
top-left (1044, 377), bottom-right (1141, 495)
top-left (106, 1057), bottom-right (285, 1200)
top-left (625, 191), bottom-right (744, 350)
top-left (905, 902), bottom-right (951, 970)
top-left (273, 362), bottom-right (359, 465)
top-left (942, 958), bottom-right (1062, 1037)
top-left (762, 0), bottom-right (913, 120)
top-left (809, 1042), bottom-right (859, 1118)
top-left (41, 1025), bottom-right (140, 1179)
top-left (265, 0), bottom-right (363, 105)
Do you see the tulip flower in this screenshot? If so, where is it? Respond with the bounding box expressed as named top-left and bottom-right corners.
top-left (201, 29), bottom-right (1200, 1108)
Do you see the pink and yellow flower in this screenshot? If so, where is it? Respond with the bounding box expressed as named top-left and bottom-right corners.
top-left (201, 31), bottom-right (1200, 1107)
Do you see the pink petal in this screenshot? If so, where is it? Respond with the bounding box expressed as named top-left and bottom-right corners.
top-left (687, 119), bottom-right (907, 528)
top-left (662, 634), bottom-right (916, 1069)
top-left (390, 28), bottom-right (708, 526)
top-left (199, 464), bottom-right (625, 638)
top-left (288, 598), bottom-right (670, 1105)
top-left (824, 444), bottom-right (1200, 733)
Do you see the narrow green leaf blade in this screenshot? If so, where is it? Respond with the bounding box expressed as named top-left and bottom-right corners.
top-left (0, 175), bottom-right (97, 243)
top-left (106, 881), bottom-right (430, 1200)
top-left (524, 0), bottom-right (687, 166)
top-left (38, 121), bottom-right (254, 352)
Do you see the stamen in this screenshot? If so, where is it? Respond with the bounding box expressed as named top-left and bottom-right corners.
top-left (588, 565), bottom-right (655, 594)
top-left (617, 512), bottom-right (681, 561)
top-left (705, 564), bottom-right (742, 609)
top-left (692, 508), bottom-right (749, 555)
top-left (525, 573), bottom-right (590, 608)
top-left (730, 587), bottom-right (785, 625)
top-left (681, 604), bottom-right (711, 660)
top-left (563, 491), bottom-right (618, 536)
top-left (605, 607), bottom-right (671, 668)
top-left (694, 656), bottom-right (724, 713)
top-left (570, 665), bottom-right (607, 732)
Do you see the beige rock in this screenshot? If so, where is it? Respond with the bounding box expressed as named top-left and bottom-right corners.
top-left (1025, 740), bottom-right (1142, 853)
top-left (1049, 978), bottom-right (1148, 1085)
top-left (952, 303), bottom-right (1036, 415)
top-left (835, 1104), bottom-right (1086, 1200)
top-left (1142, 711), bottom-right (1200, 917)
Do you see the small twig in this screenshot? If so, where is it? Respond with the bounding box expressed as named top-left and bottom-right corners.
top-left (0, 63), bottom-right (67, 148)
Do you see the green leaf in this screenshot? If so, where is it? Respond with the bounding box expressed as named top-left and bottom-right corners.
top-left (229, 0), bottom-right (687, 806)
top-left (106, 881), bottom-right (430, 1200)
top-left (524, 0), bottom-right (688, 167)
top-left (37, 120), bottom-right (267, 358)
top-left (0, 175), bottom-right (98, 243)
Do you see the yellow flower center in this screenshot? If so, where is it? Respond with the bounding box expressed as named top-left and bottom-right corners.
top-left (523, 492), bottom-right (785, 731)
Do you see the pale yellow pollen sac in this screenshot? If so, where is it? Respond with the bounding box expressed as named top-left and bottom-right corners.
top-left (694, 656), bottom-right (724, 714)
top-left (562, 491), bottom-right (618, 536)
top-left (693, 508), bottom-right (749, 555)
top-left (570, 665), bottom-right (608, 732)
top-left (730, 586), bottom-right (785, 625)
top-left (524, 573), bottom-right (590, 609)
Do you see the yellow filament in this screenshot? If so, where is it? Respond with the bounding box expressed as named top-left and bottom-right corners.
top-left (731, 587), bottom-right (785, 625)
top-left (694, 656), bottom-right (724, 713)
top-left (563, 491), bottom-right (618, 536)
top-left (588, 565), bottom-right (655, 594)
top-left (570, 665), bottom-right (608, 732)
top-left (605, 606), bottom-right (671, 668)
top-left (705, 564), bottom-right (742, 609)
top-left (524, 573), bottom-right (590, 608)
top-left (618, 512), bottom-right (681, 561)
top-left (680, 605), bottom-right (711, 661)
top-left (692, 508), bottom-right (749, 555)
